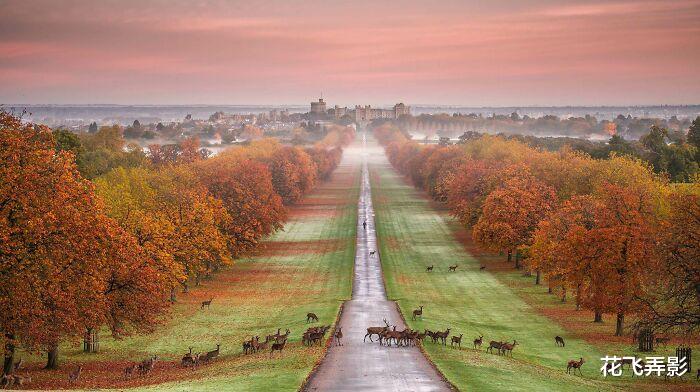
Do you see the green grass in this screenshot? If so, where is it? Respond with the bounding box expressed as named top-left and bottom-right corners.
top-left (369, 155), bottom-right (692, 392)
top-left (18, 164), bottom-right (359, 391)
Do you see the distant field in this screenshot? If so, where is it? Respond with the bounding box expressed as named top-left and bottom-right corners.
top-left (16, 159), bottom-right (359, 391)
top-left (369, 150), bottom-right (697, 392)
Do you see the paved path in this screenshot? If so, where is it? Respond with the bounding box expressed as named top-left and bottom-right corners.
top-left (304, 133), bottom-right (450, 392)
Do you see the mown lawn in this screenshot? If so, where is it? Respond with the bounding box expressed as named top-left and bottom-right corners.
top-left (368, 148), bottom-right (696, 392)
top-left (16, 159), bottom-right (359, 391)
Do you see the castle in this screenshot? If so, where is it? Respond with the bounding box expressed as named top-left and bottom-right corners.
top-left (309, 98), bottom-right (410, 122)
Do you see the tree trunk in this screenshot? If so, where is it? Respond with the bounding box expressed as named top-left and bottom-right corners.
top-left (170, 287), bottom-right (177, 302)
top-left (615, 313), bottom-right (624, 336)
top-left (514, 250), bottom-right (521, 269)
top-left (3, 333), bottom-right (15, 375)
top-left (182, 280), bottom-right (189, 293)
top-left (560, 287), bottom-right (566, 302)
top-left (547, 286), bottom-right (552, 294)
top-left (507, 249), bottom-right (512, 263)
top-left (535, 270), bottom-right (541, 285)
top-left (45, 347), bottom-right (58, 370)
top-left (594, 311), bottom-right (603, 323)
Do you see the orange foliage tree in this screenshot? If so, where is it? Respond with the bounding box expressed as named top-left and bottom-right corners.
top-left (0, 112), bottom-right (170, 370)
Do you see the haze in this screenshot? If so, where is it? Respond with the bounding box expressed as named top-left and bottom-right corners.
top-left (1, 0), bottom-right (699, 106)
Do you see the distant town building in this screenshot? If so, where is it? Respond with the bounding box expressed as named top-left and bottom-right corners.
top-left (310, 98), bottom-right (327, 115)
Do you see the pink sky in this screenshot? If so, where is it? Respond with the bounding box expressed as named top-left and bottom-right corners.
top-left (1, 0), bottom-right (699, 106)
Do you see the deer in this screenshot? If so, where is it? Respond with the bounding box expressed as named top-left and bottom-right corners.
top-left (479, 265), bottom-right (486, 270)
top-left (486, 340), bottom-right (503, 354)
top-left (334, 327), bottom-right (343, 346)
top-left (138, 356), bottom-right (157, 376)
top-left (426, 265), bottom-right (434, 272)
top-left (364, 318), bottom-right (391, 342)
top-left (201, 297), bottom-right (213, 309)
top-left (555, 336), bottom-right (565, 347)
top-left (307, 312), bottom-right (319, 323)
top-left (275, 329), bottom-right (291, 343)
top-left (257, 336), bottom-right (272, 352)
top-left (435, 328), bottom-right (451, 345)
top-left (124, 363), bottom-right (138, 379)
top-left (369, 250), bottom-right (376, 257)
top-left (412, 305), bottom-right (424, 320)
top-left (473, 336), bottom-right (483, 350)
top-left (181, 347), bottom-right (195, 367)
top-left (203, 344), bottom-right (220, 362)
top-left (451, 334), bottom-right (463, 349)
top-left (500, 340), bottom-right (518, 356)
top-left (266, 328), bottom-right (281, 343)
top-left (270, 338), bottom-right (287, 357)
top-left (68, 365), bottom-right (83, 383)
top-left (6, 374), bottom-right (31, 387)
top-left (567, 357), bottom-right (585, 375)
top-left (448, 264), bottom-right (458, 272)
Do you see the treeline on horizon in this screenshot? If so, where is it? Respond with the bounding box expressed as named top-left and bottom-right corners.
top-left (373, 123), bottom-right (699, 338)
top-left (393, 111), bottom-right (696, 140)
top-left (0, 110), bottom-right (355, 371)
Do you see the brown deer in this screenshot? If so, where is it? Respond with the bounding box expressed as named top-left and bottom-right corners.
top-left (181, 347), bottom-right (195, 367)
top-left (270, 338), bottom-right (287, 357)
top-left (257, 336), bottom-right (272, 352)
top-left (266, 328), bottom-right (281, 343)
top-left (68, 365), bottom-right (83, 383)
top-left (124, 363), bottom-right (138, 379)
top-left (435, 328), bottom-right (451, 345)
top-left (306, 312), bottom-right (319, 323)
top-left (486, 340), bottom-right (503, 354)
top-left (275, 329), bottom-right (291, 343)
top-left (334, 327), bottom-right (343, 346)
top-left (500, 340), bottom-right (518, 356)
top-left (479, 265), bottom-right (486, 270)
top-left (451, 334), bottom-right (463, 349)
top-left (203, 344), bottom-right (220, 361)
top-left (555, 336), bottom-right (565, 347)
top-left (473, 336), bottom-right (483, 349)
top-left (369, 250), bottom-right (376, 257)
top-left (412, 305), bottom-right (424, 320)
top-left (448, 264), bottom-right (458, 272)
top-left (138, 356), bottom-right (157, 376)
top-left (201, 297), bottom-right (213, 309)
top-left (364, 318), bottom-right (390, 342)
top-left (426, 265), bottom-right (434, 272)
top-left (567, 357), bottom-right (585, 375)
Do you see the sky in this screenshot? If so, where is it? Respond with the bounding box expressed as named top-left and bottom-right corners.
top-left (0, 0), bottom-right (699, 106)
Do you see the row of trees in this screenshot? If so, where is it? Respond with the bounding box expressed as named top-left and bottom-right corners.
top-left (374, 124), bottom-right (699, 337)
top-left (1, 111), bottom-right (352, 372)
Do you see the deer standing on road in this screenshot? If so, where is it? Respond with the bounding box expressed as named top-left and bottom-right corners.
top-left (369, 250), bottom-right (376, 257)
top-left (567, 357), bottom-right (585, 375)
top-left (555, 336), bottom-right (565, 347)
top-left (334, 327), bottom-right (343, 346)
top-left (412, 305), bottom-right (424, 320)
top-left (201, 297), bottom-right (213, 309)
top-left (448, 265), bottom-right (458, 272)
top-left (364, 318), bottom-right (390, 342)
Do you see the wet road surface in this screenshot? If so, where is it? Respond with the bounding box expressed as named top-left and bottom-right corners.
top-left (304, 133), bottom-right (450, 392)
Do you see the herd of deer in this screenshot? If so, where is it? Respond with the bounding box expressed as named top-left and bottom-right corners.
top-left (242, 329), bottom-right (290, 358)
top-left (425, 264), bottom-right (459, 272)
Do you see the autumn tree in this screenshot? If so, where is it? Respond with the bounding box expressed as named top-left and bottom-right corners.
top-left (472, 170), bottom-right (558, 268)
top-left (0, 112), bottom-right (169, 371)
top-left (196, 155), bottom-right (286, 257)
top-left (267, 146), bottom-right (317, 205)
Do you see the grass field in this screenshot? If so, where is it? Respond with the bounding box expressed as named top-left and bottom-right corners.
top-left (15, 159), bottom-right (360, 391)
top-left (368, 149), bottom-right (697, 392)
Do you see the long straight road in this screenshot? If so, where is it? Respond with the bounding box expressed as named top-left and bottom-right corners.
top-left (304, 133), bottom-right (450, 392)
